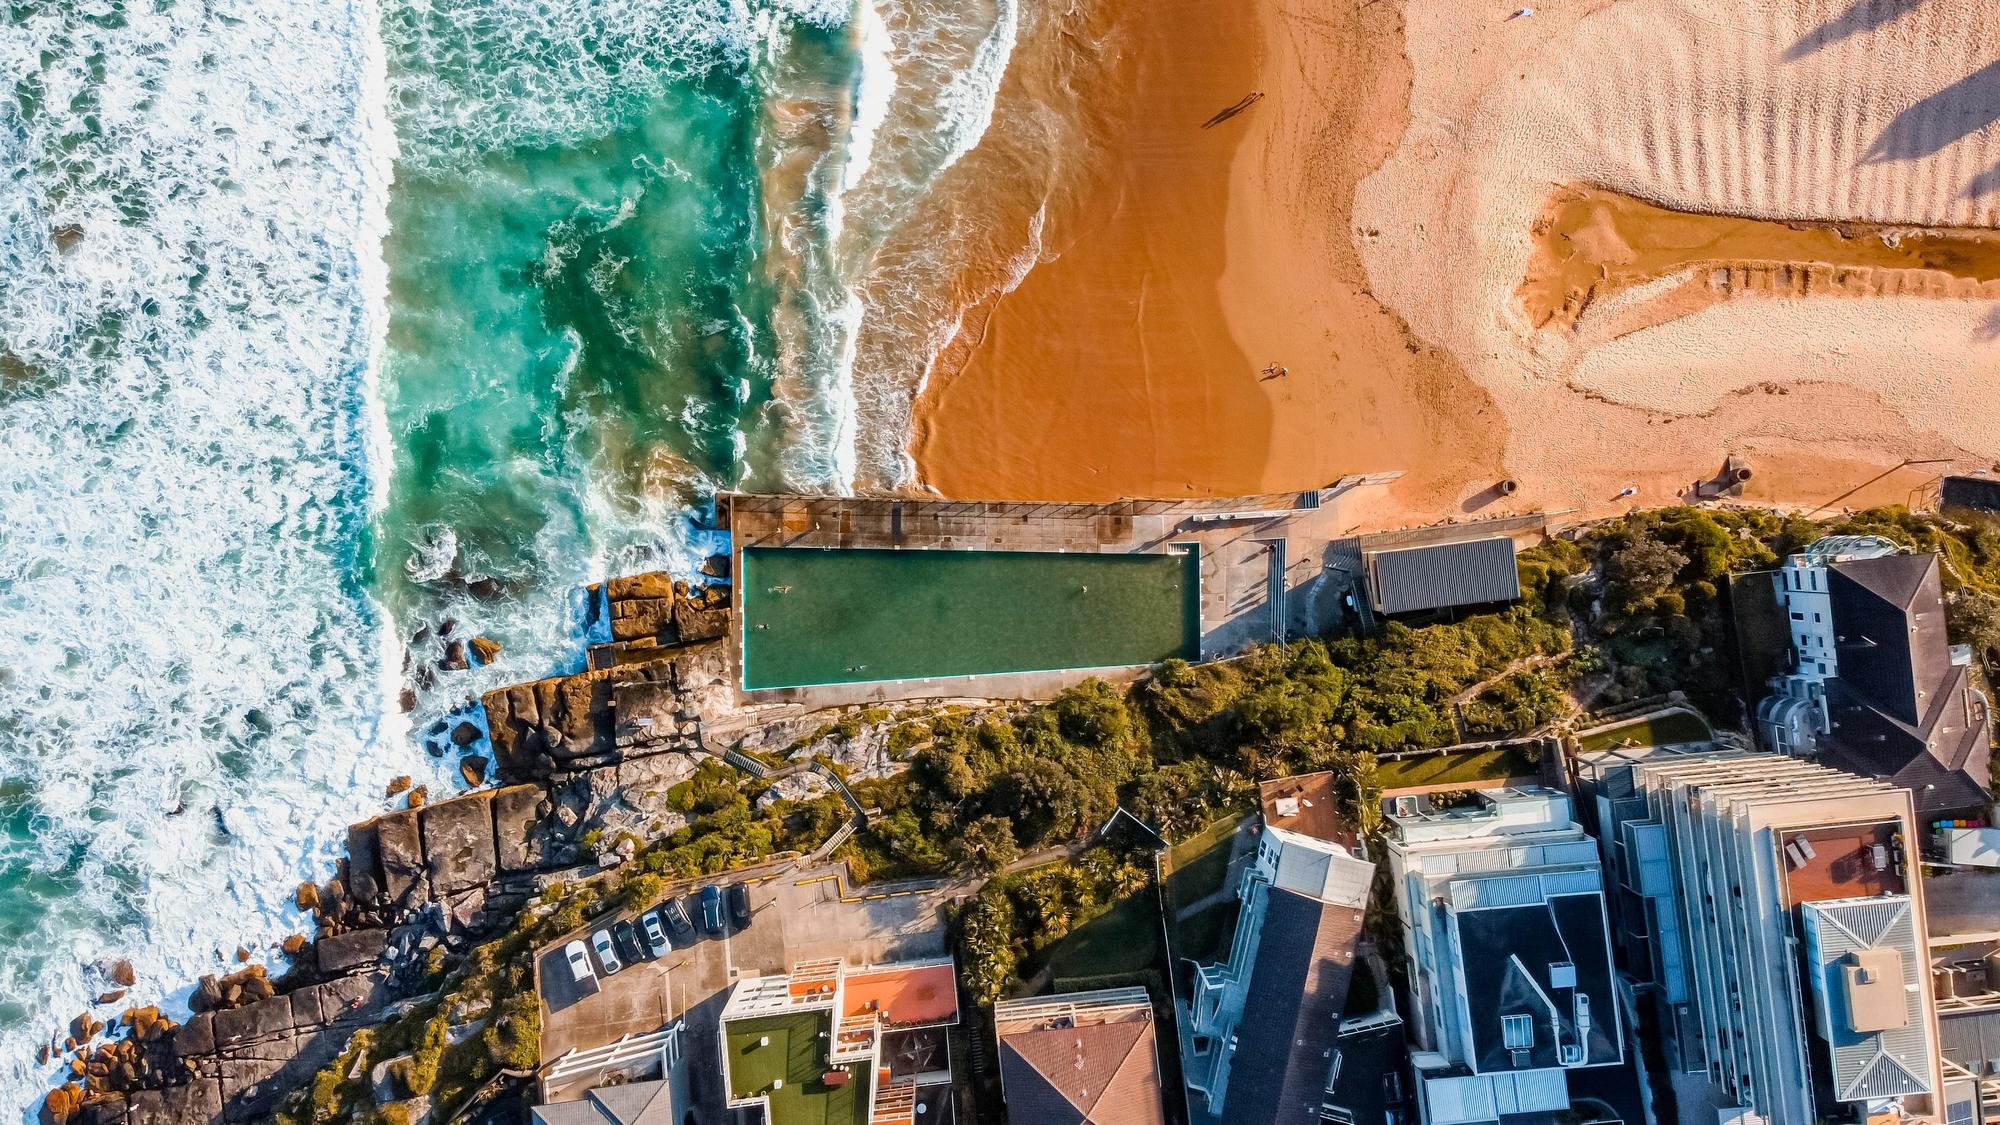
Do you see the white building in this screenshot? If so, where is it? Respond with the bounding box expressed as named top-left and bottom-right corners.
top-left (1751, 536), bottom-right (1990, 820)
top-left (1626, 751), bottom-right (1944, 1125)
top-left (1381, 786), bottom-right (1624, 1125)
top-left (1185, 773), bottom-right (1379, 1124)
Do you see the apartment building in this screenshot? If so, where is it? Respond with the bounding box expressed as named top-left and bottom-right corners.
top-left (1625, 751), bottom-right (1944, 1125)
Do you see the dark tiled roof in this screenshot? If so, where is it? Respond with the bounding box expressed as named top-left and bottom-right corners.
top-left (999, 1018), bottom-right (1164, 1125)
top-left (1450, 893), bottom-right (1621, 1074)
top-left (531, 1080), bottom-right (675, 1125)
top-left (1323, 1019), bottom-right (1409, 1125)
top-left (1816, 554), bottom-right (1992, 817)
top-left (1218, 888), bottom-right (1365, 1125)
top-left (1366, 538), bottom-right (1520, 614)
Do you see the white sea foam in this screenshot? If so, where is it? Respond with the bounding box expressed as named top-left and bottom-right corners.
top-left (0, 1), bottom-right (448, 1120)
top-left (843, 0), bottom-right (899, 194)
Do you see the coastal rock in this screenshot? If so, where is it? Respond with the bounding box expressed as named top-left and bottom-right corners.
top-left (419, 791), bottom-right (496, 895)
top-left (294, 881), bottom-right (320, 911)
top-left (314, 928), bottom-right (388, 975)
top-left (373, 809), bottom-right (425, 904)
top-left (671, 599), bottom-right (728, 644)
top-left (468, 636), bottom-right (501, 665)
top-left (111, 960), bottom-right (135, 987)
top-left (96, 990), bottom-right (125, 1005)
top-left (406, 786), bottom-right (428, 809)
top-left (385, 775), bottom-right (412, 797)
top-left (398, 687), bottom-right (418, 713)
top-left (439, 640), bottom-right (468, 671)
top-left (700, 553), bottom-right (730, 578)
top-left (458, 754), bottom-right (487, 787)
top-left (450, 721), bottom-right (480, 748)
top-left (280, 934), bottom-right (307, 957)
top-left (491, 784), bottom-right (548, 873)
top-left (344, 821), bottom-right (385, 906)
top-left (213, 995), bottom-right (291, 1048)
top-left (128, 1079), bottom-right (223, 1125)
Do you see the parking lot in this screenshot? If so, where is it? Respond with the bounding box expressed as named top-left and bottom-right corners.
top-left (535, 858), bottom-right (962, 1108)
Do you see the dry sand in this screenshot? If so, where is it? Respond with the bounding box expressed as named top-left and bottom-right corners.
top-left (907, 0), bottom-right (2000, 524)
top-left (1354, 0), bottom-right (2000, 519)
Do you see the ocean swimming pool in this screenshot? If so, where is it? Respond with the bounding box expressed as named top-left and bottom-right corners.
top-left (739, 546), bottom-right (1201, 689)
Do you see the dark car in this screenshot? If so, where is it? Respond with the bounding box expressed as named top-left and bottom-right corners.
top-left (727, 882), bottom-right (753, 930)
top-left (663, 897), bottom-right (697, 943)
top-left (698, 885), bottom-right (725, 936)
top-left (611, 919), bottom-right (647, 963)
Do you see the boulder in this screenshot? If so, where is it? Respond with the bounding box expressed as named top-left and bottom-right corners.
top-left (171, 1012), bottom-right (215, 1061)
top-left (450, 721), bottom-right (480, 748)
top-left (606, 572), bottom-right (676, 601)
top-left (671, 599), bottom-right (728, 644)
top-left (491, 784), bottom-right (548, 873)
top-left (406, 786), bottom-right (428, 809)
top-left (373, 810), bottom-right (425, 904)
top-left (439, 640), bottom-right (468, 671)
top-left (468, 636), bottom-right (502, 665)
top-left (610, 596), bottom-right (674, 642)
top-left (385, 775), bottom-right (412, 797)
top-left (344, 821), bottom-right (385, 905)
top-left (314, 928), bottom-right (388, 975)
top-left (212, 996), bottom-right (292, 1048)
top-left (458, 755), bottom-right (488, 788)
top-left (111, 961), bottom-right (135, 988)
top-left (700, 553), bottom-right (730, 578)
top-left (419, 791), bottom-right (496, 896)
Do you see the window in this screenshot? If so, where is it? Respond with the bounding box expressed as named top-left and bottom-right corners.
top-left (1502, 1014), bottom-right (1534, 1050)
top-left (1790, 612), bottom-right (1804, 621)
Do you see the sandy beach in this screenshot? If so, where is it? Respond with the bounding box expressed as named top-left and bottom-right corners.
top-left (906, 0), bottom-right (1503, 515)
top-left (908, 0), bottom-right (2000, 525)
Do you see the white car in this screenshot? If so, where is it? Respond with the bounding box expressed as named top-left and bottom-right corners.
top-left (564, 940), bottom-right (594, 983)
top-left (591, 929), bottom-right (623, 975)
top-left (641, 910), bottom-right (672, 957)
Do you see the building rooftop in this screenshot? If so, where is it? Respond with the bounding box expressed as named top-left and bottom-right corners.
top-left (1451, 891), bottom-right (1621, 1073)
top-left (725, 1010), bottom-right (871, 1125)
top-left (1800, 896), bottom-right (1936, 1102)
top-left (1364, 537), bottom-right (1520, 615)
top-left (1260, 772), bottom-right (1358, 849)
top-left (532, 1080), bottom-right (676, 1125)
top-left (1776, 821), bottom-right (1906, 905)
top-left (843, 963), bottom-right (959, 1028)
top-left (994, 988), bottom-right (1164, 1125)
top-left (1219, 888), bottom-right (1365, 1125)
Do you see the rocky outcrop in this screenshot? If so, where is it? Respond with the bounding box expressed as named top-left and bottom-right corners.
top-left (480, 644), bottom-right (719, 780)
top-left (420, 791), bottom-right (496, 895)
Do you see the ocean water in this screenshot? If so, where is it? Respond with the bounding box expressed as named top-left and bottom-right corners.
top-left (0, 0), bottom-right (1027, 1117)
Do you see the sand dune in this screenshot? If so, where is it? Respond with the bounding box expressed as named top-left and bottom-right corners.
top-left (1355, 0), bottom-right (2000, 517)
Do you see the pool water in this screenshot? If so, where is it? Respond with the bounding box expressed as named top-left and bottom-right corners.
top-left (739, 546), bottom-right (1201, 689)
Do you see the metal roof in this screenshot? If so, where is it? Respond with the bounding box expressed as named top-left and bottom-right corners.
top-left (1365, 538), bottom-right (1519, 614)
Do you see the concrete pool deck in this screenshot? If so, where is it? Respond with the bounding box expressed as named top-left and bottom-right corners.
top-left (718, 482), bottom-right (1559, 707)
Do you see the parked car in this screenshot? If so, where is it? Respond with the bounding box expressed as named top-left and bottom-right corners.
top-left (612, 919), bottom-right (647, 963)
top-left (727, 883), bottom-right (753, 930)
top-left (564, 940), bottom-right (594, 983)
top-left (641, 910), bottom-right (673, 957)
top-left (590, 929), bottom-right (623, 975)
top-left (663, 897), bottom-right (697, 943)
top-left (698, 885), bottom-right (725, 936)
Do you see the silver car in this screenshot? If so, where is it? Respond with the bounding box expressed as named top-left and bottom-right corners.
top-left (564, 940), bottom-right (593, 983)
top-left (590, 928), bottom-right (623, 974)
top-left (643, 910), bottom-right (674, 957)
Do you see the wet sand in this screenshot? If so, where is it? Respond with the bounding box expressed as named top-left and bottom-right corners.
top-left (1523, 184), bottom-right (2000, 330)
top-left (907, 0), bottom-right (1503, 513)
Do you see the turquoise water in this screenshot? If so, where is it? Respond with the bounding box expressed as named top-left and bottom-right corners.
top-left (0, 0), bottom-right (1032, 1115)
top-left (740, 546), bottom-right (1201, 688)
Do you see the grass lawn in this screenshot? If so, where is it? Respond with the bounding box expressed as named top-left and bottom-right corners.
top-left (1575, 709), bottom-right (1713, 753)
top-left (1165, 816), bottom-right (1250, 963)
top-left (1375, 745), bottom-right (1539, 792)
top-left (724, 1012), bottom-right (869, 1125)
top-left (1037, 889), bottom-right (1162, 983)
